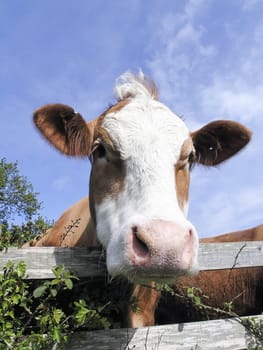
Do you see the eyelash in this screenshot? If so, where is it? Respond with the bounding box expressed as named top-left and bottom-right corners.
top-left (89, 142), bottom-right (106, 163)
top-left (188, 151), bottom-right (195, 163)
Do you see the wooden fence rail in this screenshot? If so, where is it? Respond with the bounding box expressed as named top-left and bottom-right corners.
top-left (0, 241), bottom-right (263, 278)
top-left (1, 242), bottom-right (263, 349)
top-left (66, 315), bottom-right (263, 350)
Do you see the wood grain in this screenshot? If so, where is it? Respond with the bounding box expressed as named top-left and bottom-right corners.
top-left (0, 241), bottom-right (262, 279)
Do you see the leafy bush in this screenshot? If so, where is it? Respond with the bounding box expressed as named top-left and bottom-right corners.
top-left (0, 261), bottom-right (112, 350)
top-left (243, 316), bottom-right (263, 350)
top-left (0, 158), bottom-right (130, 348)
top-left (0, 217), bottom-right (51, 250)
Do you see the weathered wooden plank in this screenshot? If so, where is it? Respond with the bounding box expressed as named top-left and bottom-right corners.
top-left (0, 241), bottom-right (262, 279)
top-left (66, 315), bottom-right (263, 350)
top-left (199, 241), bottom-right (263, 270)
top-left (0, 247), bottom-right (106, 279)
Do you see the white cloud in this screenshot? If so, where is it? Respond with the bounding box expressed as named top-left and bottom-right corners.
top-left (144, 1), bottom-right (263, 237)
top-left (146, 1), bottom-right (263, 130)
top-left (146, 0), bottom-right (216, 114)
top-left (2, 0), bottom-right (262, 237)
top-left (198, 18), bottom-right (263, 125)
top-left (199, 81), bottom-right (263, 123)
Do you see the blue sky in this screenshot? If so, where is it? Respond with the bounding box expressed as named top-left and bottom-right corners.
top-left (1, 0), bottom-right (263, 237)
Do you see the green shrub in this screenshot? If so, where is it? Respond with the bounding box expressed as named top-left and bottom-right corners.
top-left (0, 261), bottom-right (112, 350)
top-left (244, 316), bottom-right (263, 350)
top-left (0, 217), bottom-right (51, 250)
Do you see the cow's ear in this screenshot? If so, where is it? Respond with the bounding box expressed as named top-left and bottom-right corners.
top-left (33, 104), bottom-right (92, 157)
top-left (191, 120), bottom-right (252, 166)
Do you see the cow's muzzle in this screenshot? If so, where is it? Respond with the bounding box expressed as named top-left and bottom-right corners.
top-left (127, 219), bottom-right (199, 282)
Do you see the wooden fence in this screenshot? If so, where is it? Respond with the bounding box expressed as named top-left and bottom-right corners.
top-left (1, 241), bottom-right (263, 349)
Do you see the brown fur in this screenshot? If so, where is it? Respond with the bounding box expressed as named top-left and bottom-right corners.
top-left (159, 267), bottom-right (263, 323)
top-left (127, 283), bottom-right (161, 327)
top-left (156, 225), bottom-right (263, 324)
top-left (103, 99), bottom-right (130, 115)
top-left (29, 193), bottom-right (263, 326)
top-left (201, 225), bottom-right (263, 243)
top-left (32, 197), bottom-right (98, 247)
top-left (34, 104), bottom-right (92, 157)
top-left (89, 153), bottom-right (126, 225)
top-left (191, 120), bottom-right (252, 165)
top-left (175, 138), bottom-right (193, 211)
top-left (175, 166), bottom-right (190, 212)
top-left (31, 74), bottom-right (253, 328)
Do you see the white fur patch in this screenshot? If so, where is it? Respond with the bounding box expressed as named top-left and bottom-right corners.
top-left (114, 71), bottom-right (155, 100)
top-left (94, 73), bottom-right (196, 279)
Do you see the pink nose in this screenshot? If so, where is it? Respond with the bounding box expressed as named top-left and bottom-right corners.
top-left (128, 220), bottom-right (198, 279)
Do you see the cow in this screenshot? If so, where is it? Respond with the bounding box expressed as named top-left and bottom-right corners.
top-left (156, 225), bottom-right (263, 324)
top-left (32, 71), bottom-right (252, 327)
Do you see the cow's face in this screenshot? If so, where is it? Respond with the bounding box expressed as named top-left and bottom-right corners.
top-left (34, 72), bottom-right (251, 283)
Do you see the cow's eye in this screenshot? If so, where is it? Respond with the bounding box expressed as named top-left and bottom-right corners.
top-left (188, 151), bottom-right (195, 163)
top-left (96, 144), bottom-right (106, 158)
top-left (178, 151), bottom-right (195, 170)
top-left (188, 151), bottom-right (196, 169)
top-left (90, 143), bottom-right (107, 163)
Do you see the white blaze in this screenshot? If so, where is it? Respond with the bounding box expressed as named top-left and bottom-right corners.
top-left (95, 73), bottom-right (191, 255)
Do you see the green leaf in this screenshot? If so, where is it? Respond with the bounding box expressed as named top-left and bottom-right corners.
top-left (52, 265), bottom-right (64, 278)
top-left (16, 261), bottom-right (27, 278)
top-left (53, 326), bottom-right (61, 342)
top-left (53, 308), bottom-right (64, 324)
top-left (33, 285), bottom-right (47, 298)
top-left (12, 294), bottom-right (20, 305)
top-left (64, 278), bottom-right (73, 290)
top-left (194, 296), bottom-right (201, 305)
top-left (50, 288), bottom-right (58, 297)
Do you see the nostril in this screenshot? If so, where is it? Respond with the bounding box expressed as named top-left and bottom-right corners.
top-left (132, 226), bottom-right (150, 258)
top-left (132, 226), bottom-right (138, 235)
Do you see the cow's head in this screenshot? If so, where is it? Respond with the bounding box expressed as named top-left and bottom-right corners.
top-left (34, 72), bottom-right (251, 283)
